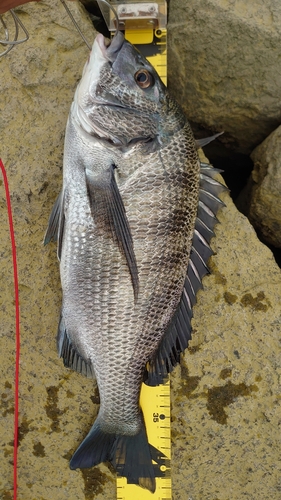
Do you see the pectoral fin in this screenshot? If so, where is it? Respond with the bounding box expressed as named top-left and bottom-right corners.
top-left (85, 165), bottom-right (139, 300)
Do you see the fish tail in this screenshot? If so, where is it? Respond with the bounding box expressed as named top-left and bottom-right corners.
top-left (70, 417), bottom-right (156, 493)
top-left (112, 422), bottom-right (156, 493)
top-left (69, 421), bottom-right (115, 470)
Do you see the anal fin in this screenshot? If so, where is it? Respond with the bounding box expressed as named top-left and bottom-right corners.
top-left (57, 315), bottom-right (94, 379)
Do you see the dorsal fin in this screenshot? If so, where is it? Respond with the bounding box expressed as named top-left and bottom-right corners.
top-left (144, 163), bottom-right (227, 386)
top-left (195, 131), bottom-right (224, 148)
top-left (44, 191), bottom-right (62, 245)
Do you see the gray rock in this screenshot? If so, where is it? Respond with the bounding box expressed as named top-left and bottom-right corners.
top-left (168, 0), bottom-right (281, 154)
top-left (244, 125), bottom-right (281, 248)
top-left (0, 2), bottom-right (280, 499)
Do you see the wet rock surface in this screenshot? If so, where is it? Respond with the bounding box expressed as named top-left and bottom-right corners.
top-left (0, 1), bottom-right (281, 499)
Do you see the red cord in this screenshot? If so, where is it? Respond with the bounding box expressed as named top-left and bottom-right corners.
top-left (0, 159), bottom-right (20, 500)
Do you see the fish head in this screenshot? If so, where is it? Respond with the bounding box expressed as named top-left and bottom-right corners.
top-left (72, 32), bottom-right (184, 151)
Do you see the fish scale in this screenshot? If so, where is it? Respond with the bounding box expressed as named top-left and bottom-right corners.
top-left (64, 115), bottom-right (198, 442)
top-left (45, 30), bottom-right (226, 493)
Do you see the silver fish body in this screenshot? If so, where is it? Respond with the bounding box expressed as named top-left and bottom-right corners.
top-left (45, 32), bottom-right (225, 492)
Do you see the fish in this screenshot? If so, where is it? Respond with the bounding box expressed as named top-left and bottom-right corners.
top-left (44, 30), bottom-right (226, 492)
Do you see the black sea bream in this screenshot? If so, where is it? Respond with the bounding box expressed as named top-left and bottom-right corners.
top-left (45, 31), bottom-right (225, 492)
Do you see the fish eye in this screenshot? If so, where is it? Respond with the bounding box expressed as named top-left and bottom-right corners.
top-left (134, 69), bottom-right (154, 89)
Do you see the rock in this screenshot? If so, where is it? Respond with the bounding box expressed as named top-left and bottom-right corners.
top-left (241, 125), bottom-right (281, 248)
top-left (0, 2), bottom-right (281, 499)
top-left (168, 0), bottom-right (281, 154)
top-left (172, 152), bottom-right (281, 500)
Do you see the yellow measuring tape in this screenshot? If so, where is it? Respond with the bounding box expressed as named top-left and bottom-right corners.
top-left (116, 20), bottom-right (171, 500)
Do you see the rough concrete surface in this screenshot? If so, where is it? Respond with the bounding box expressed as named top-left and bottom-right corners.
top-left (0, 1), bottom-right (281, 499)
top-left (168, 0), bottom-right (281, 154)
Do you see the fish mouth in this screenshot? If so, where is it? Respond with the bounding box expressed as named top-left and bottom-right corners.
top-left (76, 31), bottom-right (126, 115)
top-left (72, 31), bottom-right (126, 144)
top-left (95, 31), bottom-right (125, 61)
top-left (95, 33), bottom-right (111, 57)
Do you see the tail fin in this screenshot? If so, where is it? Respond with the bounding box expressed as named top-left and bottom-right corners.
top-left (69, 418), bottom-right (156, 493)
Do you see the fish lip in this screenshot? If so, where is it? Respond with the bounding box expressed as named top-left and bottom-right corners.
top-left (95, 33), bottom-right (109, 58)
top-left (95, 31), bottom-right (125, 61)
